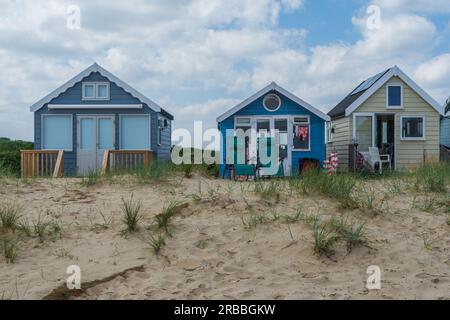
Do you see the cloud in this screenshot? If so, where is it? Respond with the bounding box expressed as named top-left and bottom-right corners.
top-left (0, 0), bottom-right (448, 143)
top-left (371, 0), bottom-right (450, 13)
top-left (281, 0), bottom-right (304, 12)
top-left (415, 53), bottom-right (450, 85)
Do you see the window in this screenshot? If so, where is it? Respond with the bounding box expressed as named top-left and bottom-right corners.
top-left (263, 94), bottom-right (281, 112)
top-left (257, 119), bottom-right (270, 137)
top-left (326, 122), bottom-right (333, 144)
top-left (275, 119), bottom-right (288, 145)
top-left (354, 114), bottom-right (374, 152)
top-left (120, 115), bottom-right (150, 150)
top-left (235, 118), bottom-right (252, 134)
top-left (293, 117), bottom-right (310, 150)
top-left (401, 116), bottom-right (425, 140)
top-left (275, 119), bottom-right (289, 160)
top-left (82, 82), bottom-right (110, 100)
top-left (42, 115), bottom-right (73, 151)
top-left (97, 84), bottom-right (109, 99)
top-left (387, 84), bottom-right (403, 108)
top-left (236, 118), bottom-right (251, 125)
top-left (98, 118), bottom-right (114, 149)
top-left (83, 84), bottom-right (95, 99)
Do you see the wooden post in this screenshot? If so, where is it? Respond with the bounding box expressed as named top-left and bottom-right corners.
top-left (53, 150), bottom-right (64, 178)
top-left (101, 150), bottom-right (110, 175)
top-left (20, 152), bottom-right (24, 177)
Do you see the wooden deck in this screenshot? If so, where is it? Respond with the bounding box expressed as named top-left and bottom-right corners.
top-left (20, 150), bottom-right (154, 177)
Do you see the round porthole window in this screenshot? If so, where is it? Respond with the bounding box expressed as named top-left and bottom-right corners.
top-left (263, 94), bottom-right (281, 112)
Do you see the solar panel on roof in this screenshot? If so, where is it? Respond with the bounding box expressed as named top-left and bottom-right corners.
top-left (350, 70), bottom-right (387, 96)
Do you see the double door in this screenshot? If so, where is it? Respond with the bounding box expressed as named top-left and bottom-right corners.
top-left (77, 116), bottom-right (115, 175)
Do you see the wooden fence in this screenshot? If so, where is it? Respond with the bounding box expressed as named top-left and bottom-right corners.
top-left (21, 150), bottom-right (64, 178)
top-left (102, 150), bottom-right (154, 173)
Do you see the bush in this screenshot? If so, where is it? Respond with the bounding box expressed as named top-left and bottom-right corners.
top-left (0, 138), bottom-right (33, 176)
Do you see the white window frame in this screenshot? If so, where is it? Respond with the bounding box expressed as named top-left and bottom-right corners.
top-left (263, 94), bottom-right (282, 112)
top-left (400, 115), bottom-right (426, 141)
top-left (119, 114), bottom-right (152, 150)
top-left (326, 122), bottom-right (333, 144)
top-left (82, 82), bottom-right (110, 101)
top-left (292, 115), bottom-right (311, 152)
top-left (386, 83), bottom-right (403, 109)
top-left (353, 113), bottom-right (376, 148)
top-left (41, 114), bottom-right (73, 152)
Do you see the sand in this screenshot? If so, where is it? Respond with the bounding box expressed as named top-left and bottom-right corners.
top-left (0, 175), bottom-right (449, 300)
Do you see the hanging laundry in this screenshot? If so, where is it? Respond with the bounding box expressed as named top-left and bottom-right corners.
top-left (295, 125), bottom-right (309, 141)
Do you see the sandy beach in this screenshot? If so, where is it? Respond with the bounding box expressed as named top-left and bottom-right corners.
top-left (0, 174), bottom-right (449, 300)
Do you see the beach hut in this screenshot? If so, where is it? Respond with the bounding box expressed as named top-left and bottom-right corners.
top-left (25, 63), bottom-right (173, 176)
top-left (327, 66), bottom-right (444, 171)
top-left (216, 82), bottom-right (330, 178)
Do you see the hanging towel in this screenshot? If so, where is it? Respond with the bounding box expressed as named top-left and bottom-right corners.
top-left (295, 126), bottom-right (309, 141)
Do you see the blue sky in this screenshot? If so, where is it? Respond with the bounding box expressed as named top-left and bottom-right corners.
top-left (0, 0), bottom-right (449, 141)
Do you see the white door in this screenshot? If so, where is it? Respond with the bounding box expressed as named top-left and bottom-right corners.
top-left (96, 117), bottom-right (115, 169)
top-left (275, 118), bottom-right (291, 176)
top-left (251, 117), bottom-right (292, 176)
top-left (77, 116), bottom-right (115, 175)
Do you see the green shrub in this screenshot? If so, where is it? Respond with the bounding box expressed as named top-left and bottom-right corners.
top-left (0, 139), bottom-right (33, 176)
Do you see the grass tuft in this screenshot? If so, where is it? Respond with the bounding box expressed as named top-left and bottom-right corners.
top-left (330, 216), bottom-right (367, 252)
top-left (121, 194), bottom-right (142, 233)
top-left (0, 237), bottom-right (19, 263)
top-left (148, 233), bottom-right (166, 254)
top-left (311, 219), bottom-right (339, 257)
top-left (0, 203), bottom-right (22, 231)
top-left (81, 170), bottom-right (102, 186)
top-left (154, 201), bottom-right (187, 236)
top-left (414, 163), bottom-right (448, 193)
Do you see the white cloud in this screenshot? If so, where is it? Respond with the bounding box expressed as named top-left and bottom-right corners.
top-left (352, 14), bottom-right (437, 58)
top-left (0, 0), bottom-right (448, 143)
top-left (281, 0), bottom-right (304, 12)
top-left (415, 53), bottom-right (450, 85)
top-left (372, 0), bottom-right (450, 13)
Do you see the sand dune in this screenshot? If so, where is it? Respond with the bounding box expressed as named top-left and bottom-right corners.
top-left (0, 175), bottom-right (449, 300)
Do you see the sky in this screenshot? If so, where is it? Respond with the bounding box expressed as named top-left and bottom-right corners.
top-left (0, 0), bottom-right (449, 142)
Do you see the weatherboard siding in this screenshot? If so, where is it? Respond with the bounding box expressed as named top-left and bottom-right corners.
top-left (350, 77), bottom-right (440, 170)
top-left (441, 117), bottom-right (450, 148)
top-left (326, 117), bottom-right (350, 170)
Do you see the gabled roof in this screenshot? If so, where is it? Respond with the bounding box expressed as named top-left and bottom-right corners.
top-left (328, 66), bottom-right (444, 119)
top-left (30, 63), bottom-right (172, 118)
top-left (216, 82), bottom-right (330, 123)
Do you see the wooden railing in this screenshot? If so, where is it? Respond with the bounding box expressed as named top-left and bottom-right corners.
top-left (102, 150), bottom-right (154, 174)
top-left (21, 150), bottom-right (64, 178)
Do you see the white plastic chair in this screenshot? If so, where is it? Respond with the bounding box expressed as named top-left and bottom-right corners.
top-left (367, 147), bottom-right (391, 174)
